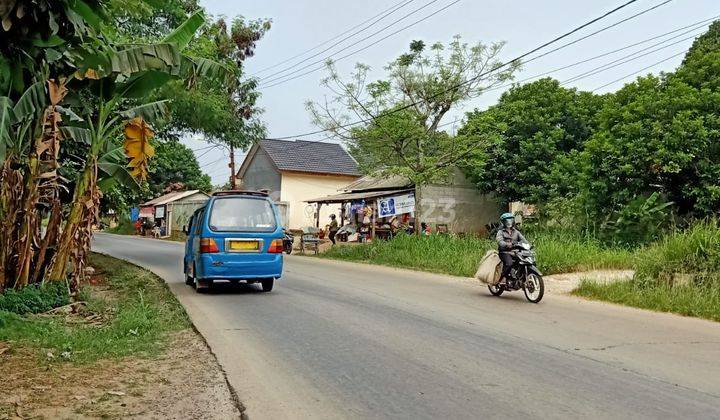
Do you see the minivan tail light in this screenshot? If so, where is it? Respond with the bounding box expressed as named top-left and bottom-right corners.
top-left (268, 239), bottom-right (283, 254)
top-left (200, 238), bottom-right (219, 253)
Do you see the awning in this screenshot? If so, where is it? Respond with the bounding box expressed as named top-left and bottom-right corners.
top-left (306, 188), bottom-right (414, 204)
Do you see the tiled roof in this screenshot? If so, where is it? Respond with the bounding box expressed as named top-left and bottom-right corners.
top-left (258, 139), bottom-right (360, 176)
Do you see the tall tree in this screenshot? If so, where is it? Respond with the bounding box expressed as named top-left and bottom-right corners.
top-left (460, 78), bottom-right (604, 204)
top-left (308, 36), bottom-right (518, 227)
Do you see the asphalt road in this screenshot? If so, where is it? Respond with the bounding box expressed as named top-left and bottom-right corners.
top-left (93, 233), bottom-right (720, 419)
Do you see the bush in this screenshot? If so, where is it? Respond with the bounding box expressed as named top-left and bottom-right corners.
top-left (0, 282), bottom-right (70, 315)
top-left (106, 217), bottom-right (136, 235)
top-left (633, 221), bottom-right (720, 287)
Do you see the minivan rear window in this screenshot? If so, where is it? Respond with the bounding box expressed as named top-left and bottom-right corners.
top-left (208, 197), bottom-right (277, 232)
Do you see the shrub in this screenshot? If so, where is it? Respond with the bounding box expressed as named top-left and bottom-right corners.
top-left (633, 221), bottom-right (720, 287)
top-left (0, 282), bottom-right (70, 315)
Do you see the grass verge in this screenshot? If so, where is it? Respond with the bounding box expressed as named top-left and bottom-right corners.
top-left (0, 253), bottom-right (190, 363)
top-left (319, 232), bottom-right (636, 277)
top-left (573, 222), bottom-right (720, 322)
top-left (573, 279), bottom-right (720, 322)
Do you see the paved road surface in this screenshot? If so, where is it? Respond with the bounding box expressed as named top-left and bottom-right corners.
top-left (93, 233), bottom-right (720, 419)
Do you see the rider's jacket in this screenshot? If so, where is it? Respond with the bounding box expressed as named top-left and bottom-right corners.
top-left (496, 228), bottom-right (527, 252)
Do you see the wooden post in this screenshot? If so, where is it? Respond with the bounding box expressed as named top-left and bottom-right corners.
top-left (315, 202), bottom-right (322, 228)
top-left (371, 200), bottom-right (376, 240)
top-left (340, 202), bottom-right (345, 227)
top-left (229, 144), bottom-right (237, 190)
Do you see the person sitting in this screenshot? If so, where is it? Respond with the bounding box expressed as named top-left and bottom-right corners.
top-left (496, 212), bottom-right (527, 285)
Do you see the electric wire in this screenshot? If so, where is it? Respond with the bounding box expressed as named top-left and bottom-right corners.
top-left (265, 0), bottom-right (646, 140)
top-left (259, 0), bottom-right (457, 87)
top-left (253, 0), bottom-right (416, 77)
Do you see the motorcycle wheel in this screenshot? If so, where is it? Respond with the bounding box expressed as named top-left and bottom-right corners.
top-left (488, 283), bottom-right (504, 296)
top-left (523, 273), bottom-right (544, 303)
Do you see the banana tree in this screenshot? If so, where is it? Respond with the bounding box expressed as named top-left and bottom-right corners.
top-left (46, 10), bottom-right (232, 284)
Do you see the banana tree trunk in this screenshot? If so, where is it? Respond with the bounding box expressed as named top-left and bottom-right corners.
top-left (15, 154), bottom-right (40, 288)
top-left (32, 197), bottom-right (62, 284)
top-left (0, 160), bottom-right (25, 290)
top-left (46, 160), bottom-right (97, 284)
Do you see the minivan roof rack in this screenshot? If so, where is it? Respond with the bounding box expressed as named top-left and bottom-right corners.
top-left (212, 190), bottom-right (269, 197)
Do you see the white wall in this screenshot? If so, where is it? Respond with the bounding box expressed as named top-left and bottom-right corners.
top-left (419, 169), bottom-right (503, 234)
top-left (280, 172), bottom-right (358, 229)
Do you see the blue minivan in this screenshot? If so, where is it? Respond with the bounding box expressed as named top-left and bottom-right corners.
top-left (183, 191), bottom-right (284, 293)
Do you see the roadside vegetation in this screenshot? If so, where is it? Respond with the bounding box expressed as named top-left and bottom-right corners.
top-left (0, 253), bottom-right (240, 418)
top-left (0, 253), bottom-right (189, 363)
top-left (574, 222), bottom-right (720, 321)
top-left (106, 217), bottom-right (137, 235)
top-left (321, 230), bottom-right (636, 277)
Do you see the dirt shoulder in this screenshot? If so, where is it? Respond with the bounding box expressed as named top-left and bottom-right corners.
top-left (0, 254), bottom-right (242, 420)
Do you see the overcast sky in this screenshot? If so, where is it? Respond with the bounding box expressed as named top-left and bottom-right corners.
top-left (185, 0), bottom-right (718, 185)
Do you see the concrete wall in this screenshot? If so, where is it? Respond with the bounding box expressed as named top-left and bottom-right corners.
top-left (418, 169), bottom-right (503, 235)
top-left (280, 172), bottom-right (358, 229)
top-left (238, 149), bottom-right (282, 201)
top-left (167, 195), bottom-right (209, 236)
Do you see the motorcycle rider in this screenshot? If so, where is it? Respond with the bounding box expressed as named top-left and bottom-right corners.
top-left (496, 212), bottom-right (527, 285)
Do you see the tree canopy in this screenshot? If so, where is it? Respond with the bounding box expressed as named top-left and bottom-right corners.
top-left (149, 140), bottom-right (212, 195)
top-left (459, 21), bottom-right (720, 243)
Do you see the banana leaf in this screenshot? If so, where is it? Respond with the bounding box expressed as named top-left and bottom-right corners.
top-left (163, 10), bottom-right (205, 49)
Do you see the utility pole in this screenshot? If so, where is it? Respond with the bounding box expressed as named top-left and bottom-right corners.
top-left (229, 144), bottom-right (237, 190)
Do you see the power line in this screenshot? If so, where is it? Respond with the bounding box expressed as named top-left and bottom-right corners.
top-left (592, 49), bottom-right (687, 92)
top-left (560, 31), bottom-right (700, 86)
top-left (488, 15), bottom-right (716, 91)
top-left (199, 154), bottom-right (228, 170)
top-left (253, 0), bottom-right (416, 77)
top-left (521, 0), bottom-right (674, 66)
top-left (259, 0), bottom-right (456, 88)
top-left (266, 0), bottom-right (646, 140)
top-left (195, 145), bottom-right (223, 160)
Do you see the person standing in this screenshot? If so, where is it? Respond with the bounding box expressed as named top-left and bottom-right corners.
top-left (328, 214), bottom-right (339, 244)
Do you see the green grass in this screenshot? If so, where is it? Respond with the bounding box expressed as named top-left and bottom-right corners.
top-left (106, 218), bottom-right (136, 235)
top-left (633, 221), bottom-right (720, 286)
top-left (0, 253), bottom-right (190, 363)
top-left (0, 282), bottom-right (69, 314)
top-left (574, 279), bottom-right (720, 322)
top-left (572, 222), bottom-right (720, 322)
top-left (320, 231), bottom-right (636, 277)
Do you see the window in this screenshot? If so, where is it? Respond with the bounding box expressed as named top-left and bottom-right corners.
top-left (209, 197), bottom-right (277, 232)
top-left (194, 210), bottom-right (204, 235)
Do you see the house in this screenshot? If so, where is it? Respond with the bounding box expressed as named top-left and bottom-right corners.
top-left (139, 190), bottom-right (209, 237)
top-left (306, 169), bottom-right (503, 236)
top-left (236, 139), bottom-right (361, 229)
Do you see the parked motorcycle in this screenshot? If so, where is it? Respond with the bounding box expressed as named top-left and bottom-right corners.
top-left (488, 242), bottom-right (544, 303)
top-left (283, 229), bottom-right (294, 254)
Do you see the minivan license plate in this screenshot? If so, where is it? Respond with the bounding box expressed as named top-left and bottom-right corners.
top-left (228, 240), bottom-right (259, 251)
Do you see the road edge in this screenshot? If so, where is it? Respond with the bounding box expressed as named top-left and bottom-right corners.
top-left (91, 249), bottom-right (248, 419)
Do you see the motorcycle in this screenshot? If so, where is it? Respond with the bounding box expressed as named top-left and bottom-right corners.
top-left (488, 242), bottom-right (545, 303)
top-left (282, 229), bottom-right (294, 254)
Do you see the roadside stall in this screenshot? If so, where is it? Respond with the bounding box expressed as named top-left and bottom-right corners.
top-left (306, 188), bottom-right (416, 243)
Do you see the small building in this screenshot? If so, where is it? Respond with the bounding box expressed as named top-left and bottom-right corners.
top-left (236, 139), bottom-right (361, 229)
top-left (139, 190), bottom-right (209, 237)
top-left (306, 169), bottom-right (503, 238)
